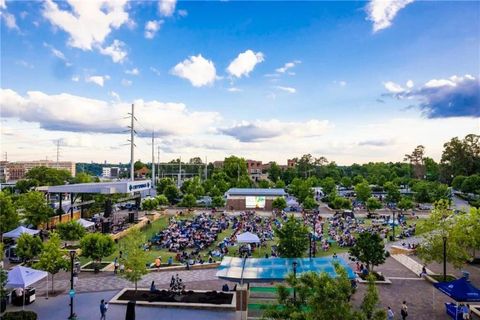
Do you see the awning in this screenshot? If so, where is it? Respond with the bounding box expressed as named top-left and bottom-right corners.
top-left (3, 226), bottom-right (40, 239)
top-left (236, 232), bottom-right (260, 244)
top-left (7, 266), bottom-right (48, 289)
top-left (434, 277), bottom-right (480, 302)
top-left (77, 218), bottom-right (95, 228)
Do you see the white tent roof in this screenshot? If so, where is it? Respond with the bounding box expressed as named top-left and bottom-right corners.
top-left (77, 218), bottom-right (95, 228)
top-left (237, 231), bottom-right (260, 244)
top-left (3, 226), bottom-right (40, 239)
top-left (7, 266), bottom-right (48, 288)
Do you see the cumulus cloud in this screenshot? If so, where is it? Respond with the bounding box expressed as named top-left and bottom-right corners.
top-left (275, 60), bottom-right (301, 74)
top-left (276, 86), bottom-right (296, 94)
top-left (366, 0), bottom-right (414, 32)
top-left (159, 0), bottom-right (176, 17)
top-left (171, 54), bottom-right (217, 87)
top-left (144, 20), bottom-right (163, 39)
top-left (98, 40), bottom-right (127, 63)
top-left (227, 50), bottom-right (264, 78)
top-left (1, 11), bottom-right (18, 30)
top-left (125, 68), bottom-right (139, 76)
top-left (384, 81), bottom-right (405, 93)
top-left (385, 75), bottom-right (479, 118)
top-left (219, 119), bottom-right (331, 142)
top-left (86, 75), bottom-right (110, 87)
top-left (121, 79), bottom-right (132, 86)
top-left (42, 0), bottom-right (130, 50)
top-left (0, 88), bottom-right (221, 137)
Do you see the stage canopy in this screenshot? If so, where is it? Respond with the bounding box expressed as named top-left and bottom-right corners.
top-left (3, 226), bottom-right (40, 239)
top-left (237, 232), bottom-right (260, 244)
top-left (7, 266), bottom-right (48, 289)
top-left (77, 218), bottom-right (95, 228)
top-left (216, 257), bottom-right (355, 283)
top-left (434, 277), bottom-right (480, 302)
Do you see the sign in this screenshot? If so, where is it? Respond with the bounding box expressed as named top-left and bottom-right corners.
top-left (69, 289), bottom-right (76, 298)
top-left (245, 196), bottom-right (266, 209)
top-left (127, 181), bottom-right (151, 192)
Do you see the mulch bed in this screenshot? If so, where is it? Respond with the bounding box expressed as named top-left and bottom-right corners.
top-left (359, 271), bottom-right (385, 281)
top-left (118, 290), bottom-right (234, 305)
top-left (82, 262), bottom-right (111, 269)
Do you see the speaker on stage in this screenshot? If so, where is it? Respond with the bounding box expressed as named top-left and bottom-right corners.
top-left (102, 221), bottom-right (111, 233)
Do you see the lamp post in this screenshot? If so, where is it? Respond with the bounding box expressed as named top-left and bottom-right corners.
top-left (68, 250), bottom-right (76, 320)
top-left (292, 261), bottom-right (298, 303)
top-left (392, 209), bottom-right (396, 241)
top-left (443, 236), bottom-right (447, 282)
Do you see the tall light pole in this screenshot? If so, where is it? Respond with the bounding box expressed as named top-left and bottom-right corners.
top-left (292, 261), bottom-right (298, 303)
top-left (129, 103), bottom-right (135, 182)
top-left (68, 250), bottom-right (76, 320)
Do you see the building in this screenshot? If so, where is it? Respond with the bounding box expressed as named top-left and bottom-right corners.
top-left (287, 159), bottom-right (296, 168)
top-left (0, 161), bottom-right (9, 182)
top-left (225, 188), bottom-right (287, 211)
top-left (6, 163), bottom-right (26, 181)
top-left (213, 161), bottom-right (224, 169)
top-left (2, 160), bottom-right (76, 182)
top-left (134, 167), bottom-right (149, 179)
top-left (246, 159), bottom-right (263, 181)
top-left (102, 167), bottom-right (120, 178)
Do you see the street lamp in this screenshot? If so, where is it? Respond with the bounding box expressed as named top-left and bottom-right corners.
top-left (68, 250), bottom-right (76, 320)
top-left (392, 209), bottom-right (396, 241)
top-left (292, 261), bottom-right (298, 303)
top-left (443, 236), bottom-right (447, 282)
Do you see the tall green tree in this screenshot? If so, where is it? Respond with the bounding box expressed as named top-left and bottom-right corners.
top-left (35, 232), bottom-right (69, 293)
top-left (275, 215), bottom-right (309, 258)
top-left (119, 228), bottom-right (149, 292)
top-left (25, 166), bottom-right (71, 186)
top-left (272, 197), bottom-right (287, 211)
top-left (440, 134), bottom-right (480, 180)
top-left (16, 233), bottom-right (43, 264)
top-left (155, 194), bottom-right (169, 206)
top-left (302, 196), bottom-right (318, 210)
top-left (163, 184), bottom-right (180, 204)
top-left (223, 156), bottom-right (248, 181)
top-left (397, 197), bottom-right (414, 212)
top-left (355, 182), bottom-right (372, 203)
top-left (180, 193), bottom-right (197, 208)
top-left (56, 221), bottom-right (86, 241)
top-left (321, 177), bottom-right (336, 194)
top-left (341, 177), bottom-right (352, 189)
top-left (359, 275), bottom-right (386, 320)
top-left (268, 162), bottom-right (282, 182)
top-left (156, 178), bottom-right (175, 194)
top-left (17, 191), bottom-right (54, 228)
top-left (384, 181), bottom-right (401, 203)
top-left (71, 172), bottom-right (94, 184)
top-left (366, 197), bottom-right (382, 213)
top-left (0, 191), bottom-right (19, 238)
top-left (349, 232), bottom-right (387, 272)
top-left (211, 196), bottom-right (225, 208)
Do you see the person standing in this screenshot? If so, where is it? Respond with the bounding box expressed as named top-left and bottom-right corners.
top-left (462, 303), bottom-right (471, 320)
top-left (387, 306), bottom-right (394, 320)
top-left (400, 301), bottom-right (408, 320)
top-left (100, 299), bottom-right (107, 320)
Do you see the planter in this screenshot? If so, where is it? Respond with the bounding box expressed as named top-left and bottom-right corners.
top-left (80, 261), bottom-right (113, 272)
top-left (424, 274), bottom-right (457, 284)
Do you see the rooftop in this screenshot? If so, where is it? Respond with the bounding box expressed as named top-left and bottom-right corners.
top-left (226, 188), bottom-right (287, 197)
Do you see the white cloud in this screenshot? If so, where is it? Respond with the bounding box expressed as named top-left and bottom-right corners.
top-left (178, 9), bottom-right (188, 17)
top-left (121, 79), bottom-right (132, 86)
top-left (42, 0), bottom-right (130, 50)
top-left (16, 60), bottom-right (34, 69)
top-left (383, 81), bottom-right (405, 93)
top-left (86, 75), bottom-right (110, 87)
top-left (276, 86), bottom-right (296, 94)
top-left (109, 91), bottom-right (120, 101)
top-left (43, 42), bottom-right (67, 61)
top-left (125, 68), bottom-right (139, 76)
top-left (158, 0), bottom-right (176, 17)
top-left (150, 67), bottom-right (161, 76)
top-left (227, 50), bottom-right (264, 78)
top-left (71, 76), bottom-right (80, 82)
top-left (144, 20), bottom-right (163, 39)
top-left (1, 11), bottom-right (18, 30)
top-left (98, 40), bottom-right (127, 63)
top-left (227, 87), bottom-right (242, 93)
top-left (0, 88), bottom-right (221, 138)
top-left (406, 79), bottom-right (414, 88)
top-left (171, 54), bottom-right (217, 87)
top-left (275, 60), bottom-right (301, 74)
top-left (366, 0), bottom-right (414, 32)
top-left (334, 80), bottom-right (347, 87)
top-left (0, 0), bottom-right (6, 10)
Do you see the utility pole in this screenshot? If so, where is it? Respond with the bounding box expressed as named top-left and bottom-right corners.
top-left (128, 103), bottom-right (136, 182)
top-left (204, 156), bottom-right (208, 181)
top-left (177, 157), bottom-right (182, 188)
top-left (151, 131), bottom-right (155, 188)
top-left (3, 152), bottom-right (7, 161)
top-left (157, 146), bottom-right (160, 181)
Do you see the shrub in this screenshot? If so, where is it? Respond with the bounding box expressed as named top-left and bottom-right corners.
top-left (57, 220), bottom-right (86, 241)
top-left (3, 311), bottom-right (38, 320)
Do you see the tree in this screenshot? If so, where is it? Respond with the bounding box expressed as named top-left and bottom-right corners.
top-left (384, 181), bottom-right (401, 204)
top-left (424, 157), bottom-right (439, 181)
top-left (360, 275), bottom-right (386, 320)
top-left (119, 228), bottom-right (149, 292)
top-left (134, 160), bottom-right (146, 171)
top-left (412, 181), bottom-right (431, 203)
top-left (404, 145), bottom-right (426, 179)
top-left (275, 215), bottom-right (309, 258)
top-left (17, 191), bottom-right (54, 228)
top-left (71, 172), bottom-right (93, 184)
top-left (56, 221), bottom-right (86, 241)
top-left (155, 194), bottom-right (169, 206)
top-left (275, 179), bottom-right (286, 189)
top-left (451, 176), bottom-right (467, 190)
top-left (15, 179), bottom-right (39, 193)
top-left (272, 197), bottom-right (287, 211)
top-left (16, 233), bottom-right (43, 264)
top-left (181, 177), bottom-right (205, 198)
top-left (180, 193), bottom-right (196, 208)
top-left (0, 191), bottom-right (19, 238)
top-left (321, 177), bottom-right (336, 194)
top-left (141, 198), bottom-right (158, 211)
top-left (355, 182), bottom-right (372, 203)
top-left (35, 232), bottom-right (69, 294)
top-left (397, 197), bottom-right (414, 212)
top-left (349, 232), bottom-right (387, 272)
top-left (331, 196), bottom-right (352, 210)
top-left (25, 166), bottom-right (71, 186)
top-left (156, 178), bottom-right (175, 194)
top-left (440, 134), bottom-right (480, 180)
top-left (268, 162), bottom-right (282, 182)
top-left (366, 197), bottom-right (382, 213)
top-left (461, 175), bottom-right (480, 194)
top-left (263, 264), bottom-right (355, 320)
top-left (80, 233), bottom-right (115, 267)
top-left (417, 200), bottom-right (471, 279)
top-left (454, 208), bottom-right (480, 260)
top-left (163, 184), bottom-right (180, 204)
top-left (341, 177), bottom-right (352, 189)
top-left (223, 156), bottom-right (248, 181)
top-left (211, 196), bottom-right (225, 208)
top-left (302, 196), bottom-right (318, 210)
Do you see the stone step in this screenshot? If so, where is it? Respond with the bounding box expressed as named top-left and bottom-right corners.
top-left (392, 254), bottom-right (433, 276)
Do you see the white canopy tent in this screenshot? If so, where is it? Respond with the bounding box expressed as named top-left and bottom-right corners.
top-left (3, 226), bottom-right (40, 239)
top-left (7, 266), bottom-right (48, 309)
top-left (236, 232), bottom-right (260, 244)
top-left (77, 218), bottom-right (95, 229)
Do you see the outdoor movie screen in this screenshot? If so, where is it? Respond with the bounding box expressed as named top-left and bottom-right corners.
top-left (245, 196), bottom-right (266, 208)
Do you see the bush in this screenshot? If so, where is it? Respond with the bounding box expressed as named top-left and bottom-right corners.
top-left (57, 220), bottom-right (86, 241)
top-left (3, 311), bottom-right (38, 320)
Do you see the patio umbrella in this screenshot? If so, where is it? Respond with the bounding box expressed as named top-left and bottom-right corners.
top-left (3, 226), bottom-right (40, 239)
top-left (77, 218), bottom-right (95, 229)
top-left (236, 232), bottom-right (260, 244)
top-left (6, 266), bottom-right (48, 309)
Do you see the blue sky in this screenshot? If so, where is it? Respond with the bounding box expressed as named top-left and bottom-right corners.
top-left (1, 0), bottom-right (479, 165)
